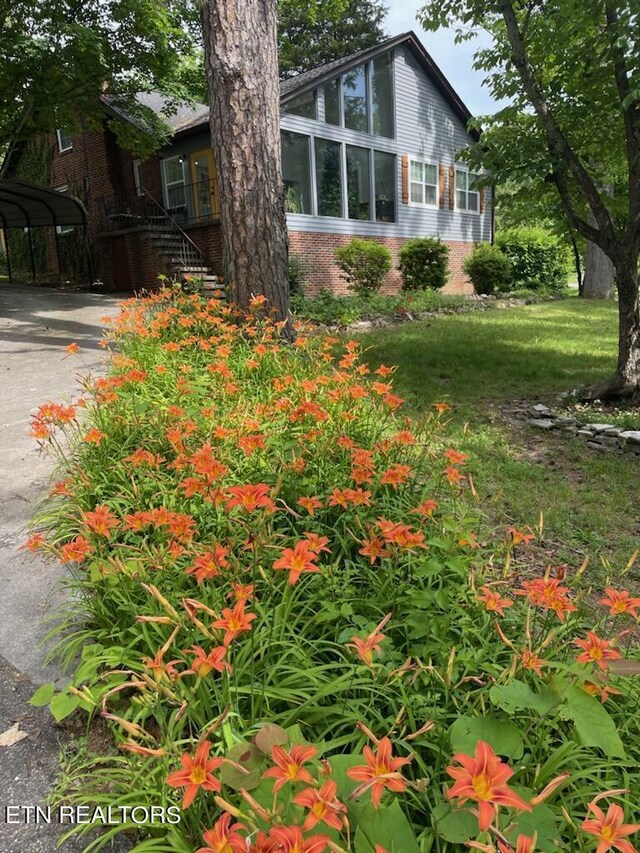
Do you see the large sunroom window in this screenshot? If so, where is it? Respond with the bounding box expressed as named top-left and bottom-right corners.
top-left (281, 131), bottom-right (396, 222)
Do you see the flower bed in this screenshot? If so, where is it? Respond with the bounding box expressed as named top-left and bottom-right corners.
top-left (28, 290), bottom-right (640, 852)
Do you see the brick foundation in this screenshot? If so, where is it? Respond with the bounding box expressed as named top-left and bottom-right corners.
top-left (288, 231), bottom-right (476, 297)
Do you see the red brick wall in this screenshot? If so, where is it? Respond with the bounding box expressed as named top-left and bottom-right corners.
top-left (288, 231), bottom-right (476, 297)
top-left (48, 124), bottom-right (163, 286)
top-left (184, 222), bottom-right (224, 276)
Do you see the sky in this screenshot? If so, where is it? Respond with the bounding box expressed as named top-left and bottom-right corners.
top-left (384, 1), bottom-right (500, 116)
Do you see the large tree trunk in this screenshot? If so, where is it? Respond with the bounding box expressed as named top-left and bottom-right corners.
top-left (582, 239), bottom-right (615, 298)
top-left (584, 259), bottom-right (640, 399)
top-left (201, 0), bottom-right (290, 323)
top-left (582, 213), bottom-right (615, 299)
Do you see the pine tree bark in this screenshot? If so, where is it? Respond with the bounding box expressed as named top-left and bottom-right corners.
top-left (201, 0), bottom-right (290, 324)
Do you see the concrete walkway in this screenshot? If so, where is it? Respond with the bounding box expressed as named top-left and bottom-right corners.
top-left (0, 285), bottom-right (126, 852)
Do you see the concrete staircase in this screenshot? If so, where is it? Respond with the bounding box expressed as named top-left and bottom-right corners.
top-left (149, 226), bottom-right (221, 290)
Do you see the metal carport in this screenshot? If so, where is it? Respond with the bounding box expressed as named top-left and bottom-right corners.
top-left (0, 178), bottom-right (93, 284)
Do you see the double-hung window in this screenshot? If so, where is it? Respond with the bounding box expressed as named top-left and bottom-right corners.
top-left (455, 168), bottom-right (480, 212)
top-left (56, 129), bottom-right (73, 153)
top-left (409, 160), bottom-right (438, 207)
top-left (163, 156), bottom-right (186, 210)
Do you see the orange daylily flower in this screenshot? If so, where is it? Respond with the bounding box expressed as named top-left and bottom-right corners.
top-left (411, 498), bottom-right (438, 517)
top-left (380, 464), bottom-right (412, 489)
top-left (83, 505), bottom-right (119, 538)
top-left (346, 614), bottom-right (392, 667)
top-left (196, 814), bottom-right (247, 853)
top-left (225, 483), bottom-right (276, 513)
top-left (498, 835), bottom-right (536, 853)
top-left (268, 826), bottom-right (330, 853)
top-left (166, 740), bottom-right (222, 808)
top-left (187, 645), bottom-right (231, 676)
top-left (60, 535), bottom-right (93, 564)
top-left (65, 342), bottom-right (80, 355)
top-left (574, 632), bottom-right (622, 670)
top-left (186, 545), bottom-right (230, 584)
top-left (263, 744), bottom-right (317, 792)
top-left (444, 448), bottom-right (469, 466)
top-left (520, 648), bottom-right (547, 676)
top-left (298, 496), bottom-right (323, 516)
top-left (272, 540), bottom-right (321, 585)
top-left (446, 739), bottom-right (531, 832)
top-left (293, 779), bottom-right (346, 831)
top-left (23, 533), bottom-right (46, 552)
top-left (582, 800), bottom-right (640, 853)
top-left (477, 586), bottom-right (514, 616)
top-left (211, 601), bottom-right (257, 645)
top-left (506, 526), bottom-right (536, 545)
top-left (359, 534), bottom-right (390, 564)
top-left (84, 428), bottom-right (107, 445)
top-left (347, 736), bottom-right (412, 807)
top-left (516, 577), bottom-right (577, 622)
top-left (598, 589), bottom-right (640, 618)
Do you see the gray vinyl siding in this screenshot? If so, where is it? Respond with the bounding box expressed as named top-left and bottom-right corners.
top-left (281, 45), bottom-right (492, 243)
top-left (158, 43), bottom-right (492, 243)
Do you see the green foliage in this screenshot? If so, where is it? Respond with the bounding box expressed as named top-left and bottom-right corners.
top-left (290, 288), bottom-right (469, 325)
top-left (0, 0), bottom-right (199, 157)
top-left (495, 227), bottom-right (570, 293)
top-left (463, 242), bottom-right (513, 294)
top-left (277, 0), bottom-right (388, 78)
top-left (398, 237), bottom-right (449, 291)
top-left (287, 254), bottom-right (306, 296)
top-left (334, 238), bottom-right (392, 296)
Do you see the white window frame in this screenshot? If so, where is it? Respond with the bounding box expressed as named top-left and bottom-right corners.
top-left (56, 129), bottom-right (73, 153)
top-left (55, 186), bottom-right (74, 234)
top-left (162, 156), bottom-right (187, 210)
top-left (133, 159), bottom-right (144, 197)
top-left (454, 167), bottom-right (481, 214)
top-left (408, 159), bottom-right (439, 208)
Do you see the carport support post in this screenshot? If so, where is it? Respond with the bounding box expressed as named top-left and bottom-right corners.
top-left (0, 217), bottom-right (12, 283)
top-left (53, 224), bottom-right (63, 283)
top-left (27, 227), bottom-right (36, 283)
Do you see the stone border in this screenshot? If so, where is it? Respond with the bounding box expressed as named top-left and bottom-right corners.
top-left (527, 404), bottom-right (640, 455)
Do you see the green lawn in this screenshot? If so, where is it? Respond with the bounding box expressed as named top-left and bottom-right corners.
top-left (360, 298), bottom-right (639, 573)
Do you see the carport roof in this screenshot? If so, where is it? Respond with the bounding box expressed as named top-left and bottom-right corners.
top-left (0, 178), bottom-right (87, 229)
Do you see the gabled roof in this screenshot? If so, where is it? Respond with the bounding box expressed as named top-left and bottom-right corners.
top-left (101, 92), bottom-right (209, 135)
top-left (105, 31), bottom-right (477, 143)
top-left (280, 31), bottom-right (477, 137)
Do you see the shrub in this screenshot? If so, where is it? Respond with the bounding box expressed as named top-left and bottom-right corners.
top-left (496, 226), bottom-right (570, 292)
top-left (287, 253), bottom-right (305, 296)
top-left (463, 243), bottom-right (513, 294)
top-left (290, 288), bottom-right (468, 325)
top-left (334, 238), bottom-right (392, 296)
top-left (398, 237), bottom-right (449, 291)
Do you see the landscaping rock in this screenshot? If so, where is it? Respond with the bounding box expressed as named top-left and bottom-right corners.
top-left (555, 417), bottom-right (577, 426)
top-left (587, 441), bottom-right (608, 451)
top-left (586, 423), bottom-right (616, 433)
top-left (620, 430), bottom-right (640, 444)
top-left (527, 418), bottom-right (555, 429)
top-left (577, 429), bottom-right (595, 437)
top-left (532, 404), bottom-right (554, 417)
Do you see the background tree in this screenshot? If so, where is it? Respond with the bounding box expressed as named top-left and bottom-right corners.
top-left (201, 0), bottom-right (290, 323)
top-left (278, 0), bottom-right (388, 78)
top-left (0, 0), bottom-right (199, 169)
top-left (420, 0), bottom-right (640, 398)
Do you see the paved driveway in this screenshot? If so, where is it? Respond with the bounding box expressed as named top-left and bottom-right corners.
top-left (0, 284), bottom-right (127, 852)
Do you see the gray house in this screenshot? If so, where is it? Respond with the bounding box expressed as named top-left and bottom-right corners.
top-left (38, 31), bottom-right (491, 293)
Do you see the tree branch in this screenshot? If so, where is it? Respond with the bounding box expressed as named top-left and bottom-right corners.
top-left (499, 0), bottom-right (617, 250)
top-left (603, 1), bottom-right (640, 224)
